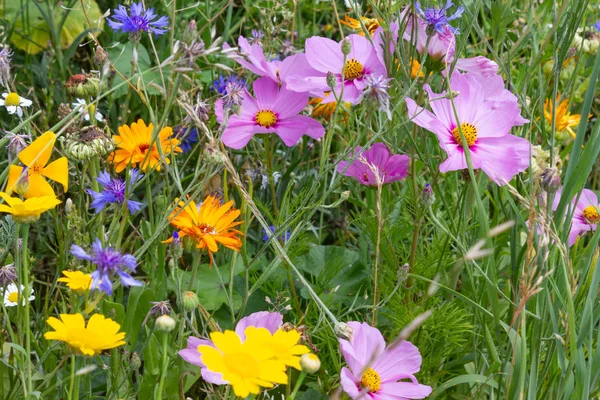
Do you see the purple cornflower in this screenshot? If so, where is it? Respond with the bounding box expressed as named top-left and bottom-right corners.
top-left (107, 2), bottom-right (169, 37)
top-left (71, 239), bottom-right (142, 295)
top-left (173, 126), bottom-right (199, 153)
top-left (250, 29), bottom-right (265, 45)
top-left (261, 225), bottom-right (291, 243)
top-left (357, 75), bottom-right (393, 120)
top-left (212, 75), bottom-right (246, 96)
top-left (87, 170), bottom-right (143, 214)
top-left (415, 0), bottom-right (464, 35)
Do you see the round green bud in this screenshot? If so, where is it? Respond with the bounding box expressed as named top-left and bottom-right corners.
top-left (155, 315), bottom-right (176, 332)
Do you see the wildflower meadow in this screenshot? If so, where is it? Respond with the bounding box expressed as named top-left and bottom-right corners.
top-left (1, 0), bottom-right (600, 399)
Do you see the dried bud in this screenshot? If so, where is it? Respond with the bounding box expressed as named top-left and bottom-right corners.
top-left (300, 353), bottom-right (321, 374)
top-left (14, 170), bottom-right (29, 197)
top-left (341, 37), bottom-right (352, 55)
top-left (6, 132), bottom-right (29, 161)
top-left (0, 263), bottom-right (17, 286)
top-left (130, 352), bottom-right (142, 369)
top-left (420, 183), bottom-right (435, 207)
top-left (155, 315), bottom-right (176, 332)
top-left (334, 322), bottom-right (354, 341)
top-left (66, 74), bottom-right (100, 98)
top-left (93, 47), bottom-right (109, 68)
top-left (326, 71), bottom-right (337, 90)
top-left (540, 168), bottom-right (561, 193)
top-left (182, 291), bottom-right (200, 312)
top-left (150, 300), bottom-right (172, 316)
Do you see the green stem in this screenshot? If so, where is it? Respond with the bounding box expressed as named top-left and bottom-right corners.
top-left (187, 253), bottom-right (201, 292)
top-left (20, 223), bottom-right (32, 395)
top-left (288, 371), bottom-right (307, 400)
top-left (68, 355), bottom-right (78, 400)
top-left (156, 332), bottom-right (169, 400)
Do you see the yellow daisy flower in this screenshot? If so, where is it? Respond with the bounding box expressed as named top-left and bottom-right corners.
top-left (245, 327), bottom-right (310, 370)
top-left (0, 192), bottom-right (61, 223)
top-left (340, 15), bottom-right (381, 36)
top-left (163, 195), bottom-right (243, 265)
top-left (108, 119), bottom-right (182, 173)
top-left (6, 131), bottom-right (69, 198)
top-left (57, 270), bottom-right (92, 294)
top-left (543, 94), bottom-right (590, 139)
top-left (44, 313), bottom-right (126, 356)
top-left (198, 329), bottom-right (288, 398)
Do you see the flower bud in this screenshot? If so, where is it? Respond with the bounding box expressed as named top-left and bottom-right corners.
top-left (93, 47), bottom-right (109, 68)
top-left (420, 183), bottom-right (435, 207)
top-left (540, 168), bottom-right (561, 193)
top-left (14, 171), bottom-right (29, 197)
top-left (0, 263), bottom-right (17, 286)
top-left (334, 322), bottom-right (354, 341)
top-left (341, 37), bottom-right (352, 55)
top-left (300, 353), bottom-right (321, 374)
top-left (326, 71), bottom-right (337, 90)
top-left (155, 315), bottom-right (176, 332)
top-left (65, 198), bottom-right (74, 215)
top-left (131, 352), bottom-right (142, 369)
top-left (182, 291), bottom-right (200, 312)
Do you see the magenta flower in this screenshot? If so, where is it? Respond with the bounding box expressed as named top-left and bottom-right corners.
top-left (553, 188), bottom-right (599, 246)
top-left (339, 322), bottom-right (432, 399)
top-left (402, 7), bottom-right (456, 63)
top-left (406, 72), bottom-right (531, 185)
top-left (285, 34), bottom-right (386, 104)
top-left (337, 143), bottom-right (410, 186)
top-left (221, 76), bottom-right (325, 149)
top-left (178, 311), bottom-right (283, 384)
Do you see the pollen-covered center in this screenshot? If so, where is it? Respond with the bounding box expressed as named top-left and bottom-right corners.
top-left (7, 292), bottom-right (19, 303)
top-left (137, 143), bottom-right (151, 153)
top-left (198, 223), bottom-right (218, 235)
top-left (452, 123), bottom-right (478, 147)
top-left (582, 205), bottom-right (600, 224)
top-left (344, 59), bottom-right (364, 80)
top-left (5, 92), bottom-right (20, 107)
top-left (359, 367), bottom-right (381, 393)
top-left (255, 110), bottom-right (277, 128)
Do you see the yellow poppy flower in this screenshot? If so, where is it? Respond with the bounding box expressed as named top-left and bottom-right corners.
top-left (543, 95), bottom-right (590, 139)
top-left (244, 327), bottom-right (310, 370)
top-left (198, 329), bottom-right (288, 398)
top-left (57, 270), bottom-right (92, 294)
top-left (163, 195), bottom-right (243, 265)
top-left (108, 119), bottom-right (182, 173)
top-left (44, 313), bottom-right (126, 356)
top-left (0, 192), bottom-right (61, 223)
top-left (340, 15), bottom-right (381, 36)
top-left (6, 131), bottom-right (69, 198)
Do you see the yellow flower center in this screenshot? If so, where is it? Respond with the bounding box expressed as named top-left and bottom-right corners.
top-left (5, 92), bottom-right (20, 107)
top-left (344, 59), bottom-right (364, 80)
top-left (89, 103), bottom-right (96, 115)
top-left (8, 292), bottom-right (19, 303)
top-left (452, 123), bottom-right (478, 147)
top-left (255, 110), bottom-right (277, 128)
top-left (360, 367), bottom-right (381, 393)
top-left (582, 205), bottom-right (600, 224)
top-left (224, 352), bottom-right (259, 378)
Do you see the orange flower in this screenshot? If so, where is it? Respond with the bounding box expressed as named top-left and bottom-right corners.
top-left (543, 95), bottom-right (590, 139)
top-left (108, 119), bottom-right (182, 173)
top-left (410, 58), bottom-right (425, 79)
top-left (164, 195), bottom-right (243, 265)
top-left (340, 15), bottom-right (381, 37)
top-left (6, 131), bottom-right (68, 198)
top-left (309, 92), bottom-right (351, 120)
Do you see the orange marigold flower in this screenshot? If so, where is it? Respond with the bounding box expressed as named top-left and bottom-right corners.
top-left (543, 94), bottom-right (591, 139)
top-left (108, 119), bottom-right (182, 173)
top-left (164, 195), bottom-right (243, 265)
top-left (340, 15), bottom-right (381, 37)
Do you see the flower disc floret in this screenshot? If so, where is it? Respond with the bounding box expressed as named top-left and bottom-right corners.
top-left (582, 205), bottom-right (600, 224)
top-left (452, 123), bottom-right (478, 147)
top-left (255, 110), bottom-right (277, 128)
top-left (4, 92), bottom-right (20, 106)
top-left (344, 59), bottom-right (364, 80)
top-left (360, 368), bottom-right (381, 393)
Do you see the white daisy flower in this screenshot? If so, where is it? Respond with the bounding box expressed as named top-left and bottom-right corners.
top-left (72, 98), bottom-right (104, 122)
top-left (3, 283), bottom-right (35, 307)
top-left (0, 92), bottom-right (32, 118)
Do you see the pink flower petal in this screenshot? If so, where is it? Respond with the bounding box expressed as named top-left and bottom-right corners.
top-left (306, 36), bottom-right (344, 73)
top-left (235, 311), bottom-right (283, 340)
top-left (253, 77), bottom-right (279, 110)
top-left (274, 84), bottom-right (309, 119)
top-left (376, 381), bottom-right (432, 399)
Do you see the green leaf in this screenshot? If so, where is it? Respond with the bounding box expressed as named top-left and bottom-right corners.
top-left (101, 300), bottom-right (125, 325)
top-left (124, 287), bottom-right (156, 349)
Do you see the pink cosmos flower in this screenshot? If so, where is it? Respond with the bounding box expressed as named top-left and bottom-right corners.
top-left (553, 188), bottom-right (599, 246)
top-left (285, 34), bottom-right (386, 104)
top-left (339, 321), bottom-right (432, 399)
top-left (402, 8), bottom-right (455, 63)
top-left (373, 22), bottom-right (399, 71)
top-left (406, 72), bottom-right (532, 185)
top-left (221, 76), bottom-right (325, 149)
top-left (224, 36), bottom-right (301, 84)
top-left (178, 311), bottom-right (283, 384)
top-left (454, 56), bottom-right (498, 77)
top-left (337, 143), bottom-right (410, 186)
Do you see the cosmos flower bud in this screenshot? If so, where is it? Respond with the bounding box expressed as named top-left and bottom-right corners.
top-left (420, 183), bottom-right (435, 207)
top-left (341, 37), bottom-right (352, 55)
top-left (334, 321), bottom-right (354, 341)
top-left (182, 291), bottom-right (200, 312)
top-left (326, 71), bottom-right (337, 90)
top-left (155, 315), bottom-right (176, 332)
top-left (300, 353), bottom-right (321, 374)
top-left (540, 168), bottom-right (561, 193)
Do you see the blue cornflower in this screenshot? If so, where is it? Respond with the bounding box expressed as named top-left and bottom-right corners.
top-left (415, 0), bottom-right (464, 35)
top-left (71, 239), bottom-right (142, 295)
top-left (595, 21), bottom-right (600, 31)
top-left (87, 170), bottom-right (143, 214)
top-left (212, 75), bottom-right (246, 95)
top-left (250, 29), bottom-right (265, 45)
top-left (107, 2), bottom-right (169, 36)
top-left (173, 126), bottom-right (199, 153)
top-left (261, 225), bottom-right (291, 243)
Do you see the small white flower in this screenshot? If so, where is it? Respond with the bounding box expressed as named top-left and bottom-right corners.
top-left (3, 283), bottom-right (35, 307)
top-left (72, 98), bottom-right (104, 122)
top-left (0, 92), bottom-right (32, 118)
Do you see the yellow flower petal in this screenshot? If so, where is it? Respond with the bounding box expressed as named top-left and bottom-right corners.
top-left (18, 131), bottom-right (55, 168)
